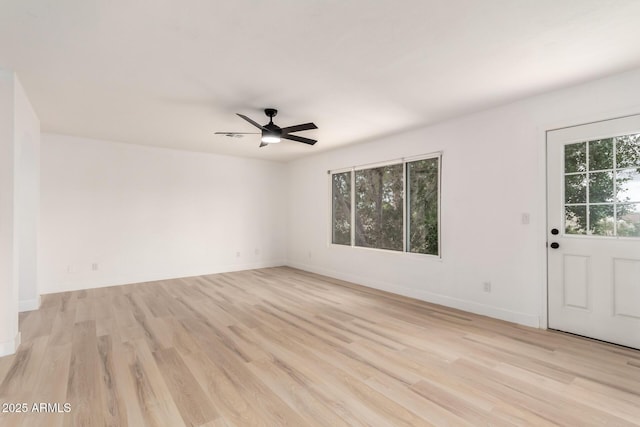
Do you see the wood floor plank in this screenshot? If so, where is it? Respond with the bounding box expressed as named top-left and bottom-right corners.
top-left (17, 342), bottom-right (72, 427)
top-left (96, 335), bottom-right (128, 427)
top-left (180, 319), bottom-right (312, 427)
top-left (154, 347), bottom-right (218, 426)
top-left (0, 337), bottom-right (51, 427)
top-left (64, 321), bottom-right (102, 427)
top-left (48, 308), bottom-right (77, 347)
top-left (108, 336), bottom-right (147, 427)
top-left (246, 357), bottom-right (354, 427)
top-left (244, 328), bottom-right (399, 427)
top-left (0, 266), bottom-right (639, 426)
top-left (126, 338), bottom-right (186, 427)
top-left (0, 353), bottom-right (15, 390)
top-left (364, 374), bottom-right (473, 426)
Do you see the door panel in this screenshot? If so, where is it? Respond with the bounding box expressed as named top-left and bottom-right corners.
top-left (547, 114), bottom-right (640, 349)
top-left (613, 258), bottom-right (640, 319)
top-left (562, 254), bottom-right (589, 310)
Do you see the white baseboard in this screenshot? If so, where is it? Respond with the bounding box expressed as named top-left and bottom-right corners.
top-left (287, 261), bottom-right (540, 328)
top-left (0, 332), bottom-right (21, 357)
top-left (19, 295), bottom-right (41, 312)
top-left (41, 260), bottom-right (287, 294)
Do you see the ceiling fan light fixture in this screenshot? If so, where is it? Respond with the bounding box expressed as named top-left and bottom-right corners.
top-left (261, 132), bottom-right (281, 143)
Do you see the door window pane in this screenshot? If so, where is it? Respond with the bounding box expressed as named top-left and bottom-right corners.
top-left (616, 134), bottom-right (640, 168)
top-left (355, 164), bottom-right (403, 251)
top-left (565, 205), bottom-right (586, 235)
top-left (588, 172), bottom-right (614, 203)
top-left (588, 138), bottom-right (613, 171)
top-left (331, 172), bottom-right (352, 245)
top-left (407, 158), bottom-right (439, 255)
top-left (565, 142), bottom-right (586, 173)
top-left (617, 203), bottom-right (640, 237)
top-left (589, 205), bottom-right (614, 236)
top-left (565, 174), bottom-right (586, 203)
top-left (616, 169), bottom-right (640, 203)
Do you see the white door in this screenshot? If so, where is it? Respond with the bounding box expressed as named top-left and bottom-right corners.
top-left (547, 114), bottom-right (640, 349)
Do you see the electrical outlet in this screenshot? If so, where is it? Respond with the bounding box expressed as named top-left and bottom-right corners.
top-left (483, 281), bottom-right (491, 292)
top-left (236, 252), bottom-right (241, 258)
top-left (521, 213), bottom-right (530, 225)
top-left (91, 263), bottom-right (99, 271)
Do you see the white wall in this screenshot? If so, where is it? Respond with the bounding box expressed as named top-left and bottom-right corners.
top-left (40, 134), bottom-right (287, 293)
top-left (0, 72), bottom-right (39, 356)
top-left (286, 68), bottom-right (640, 328)
top-left (15, 77), bottom-right (41, 312)
top-left (0, 70), bottom-right (19, 356)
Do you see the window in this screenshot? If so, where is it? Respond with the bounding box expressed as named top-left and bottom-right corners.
top-left (355, 164), bottom-right (404, 251)
top-left (406, 157), bottom-right (439, 255)
top-left (564, 133), bottom-right (640, 237)
top-left (331, 172), bottom-right (351, 245)
top-left (330, 154), bottom-right (440, 256)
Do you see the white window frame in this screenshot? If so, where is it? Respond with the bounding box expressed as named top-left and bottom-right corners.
top-left (328, 152), bottom-right (442, 258)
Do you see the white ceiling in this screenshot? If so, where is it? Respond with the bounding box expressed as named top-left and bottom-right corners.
top-left (2, 0), bottom-right (640, 162)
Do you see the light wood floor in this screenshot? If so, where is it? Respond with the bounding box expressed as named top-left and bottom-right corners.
top-left (1, 267), bottom-right (640, 426)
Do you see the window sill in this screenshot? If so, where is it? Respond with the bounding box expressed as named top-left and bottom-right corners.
top-left (328, 242), bottom-right (442, 261)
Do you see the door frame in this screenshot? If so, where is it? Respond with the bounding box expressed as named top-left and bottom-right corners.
top-left (541, 108), bottom-right (640, 330)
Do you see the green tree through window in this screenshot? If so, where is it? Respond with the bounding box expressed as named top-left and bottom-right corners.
top-left (407, 158), bottom-right (439, 255)
top-left (355, 165), bottom-right (404, 251)
top-left (331, 172), bottom-right (351, 245)
top-left (564, 133), bottom-right (640, 237)
top-left (330, 155), bottom-right (440, 255)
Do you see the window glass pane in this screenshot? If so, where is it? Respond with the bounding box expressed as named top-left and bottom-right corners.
top-left (588, 138), bottom-right (613, 171)
top-left (561, 133), bottom-right (640, 238)
top-left (355, 164), bottom-right (403, 251)
top-left (588, 171), bottom-right (614, 203)
top-left (565, 174), bottom-right (586, 204)
top-left (407, 158), bottom-right (439, 255)
top-left (616, 133), bottom-right (640, 169)
top-left (617, 203), bottom-right (640, 237)
top-left (589, 205), bottom-right (614, 236)
top-left (565, 205), bottom-right (586, 235)
top-left (616, 168), bottom-right (640, 203)
top-left (565, 142), bottom-right (586, 173)
top-left (331, 172), bottom-right (351, 245)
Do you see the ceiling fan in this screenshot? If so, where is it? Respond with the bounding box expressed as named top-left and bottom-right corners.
top-left (215, 108), bottom-right (317, 148)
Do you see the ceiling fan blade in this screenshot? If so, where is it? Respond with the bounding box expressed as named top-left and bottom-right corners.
top-left (259, 141), bottom-right (269, 148)
top-left (280, 122), bottom-right (317, 134)
top-left (282, 134), bottom-right (317, 145)
top-left (237, 113), bottom-right (266, 130)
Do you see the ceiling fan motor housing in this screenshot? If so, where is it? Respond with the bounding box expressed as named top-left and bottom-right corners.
top-left (263, 121), bottom-right (281, 133)
top-left (263, 109), bottom-right (282, 140)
